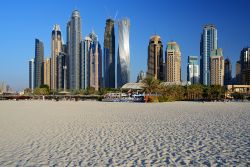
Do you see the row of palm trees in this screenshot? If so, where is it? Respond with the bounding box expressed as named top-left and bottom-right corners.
top-left (142, 77), bottom-right (226, 102)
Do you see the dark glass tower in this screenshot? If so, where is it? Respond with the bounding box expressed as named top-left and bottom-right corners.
top-left (240, 48), bottom-right (250, 84)
top-left (103, 19), bottom-right (115, 88)
top-left (34, 39), bottom-right (44, 88)
top-left (224, 58), bottom-right (232, 85)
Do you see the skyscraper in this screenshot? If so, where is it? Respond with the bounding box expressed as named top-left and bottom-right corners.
top-left (117, 18), bottom-right (130, 88)
top-left (67, 10), bottom-right (82, 90)
top-left (224, 58), bottom-right (232, 85)
top-left (165, 42), bottom-right (181, 82)
top-left (34, 39), bottom-right (44, 88)
top-left (200, 24), bottom-right (218, 85)
top-left (137, 70), bottom-right (146, 83)
top-left (89, 31), bottom-right (102, 91)
top-left (51, 25), bottom-right (62, 90)
top-left (29, 59), bottom-right (35, 90)
top-left (147, 35), bottom-right (163, 80)
top-left (240, 48), bottom-right (250, 84)
top-left (80, 36), bottom-right (92, 89)
top-left (57, 52), bottom-right (67, 90)
top-left (210, 48), bottom-right (224, 86)
top-left (236, 60), bottom-right (241, 84)
top-left (43, 58), bottom-right (51, 87)
top-left (103, 19), bottom-right (115, 88)
top-left (187, 56), bottom-right (199, 84)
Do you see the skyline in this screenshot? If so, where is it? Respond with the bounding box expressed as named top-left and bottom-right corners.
top-left (1, 0), bottom-right (250, 91)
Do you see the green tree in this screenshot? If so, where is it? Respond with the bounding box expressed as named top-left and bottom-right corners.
top-left (33, 88), bottom-right (50, 95)
top-left (142, 77), bottom-right (160, 95)
top-left (186, 84), bottom-right (203, 100)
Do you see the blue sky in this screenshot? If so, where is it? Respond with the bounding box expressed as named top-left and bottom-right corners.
top-left (0, 0), bottom-right (250, 91)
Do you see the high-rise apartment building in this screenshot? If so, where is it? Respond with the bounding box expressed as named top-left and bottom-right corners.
top-left (89, 32), bottom-right (102, 91)
top-left (137, 70), bottom-right (146, 83)
top-left (80, 36), bottom-right (92, 89)
top-left (200, 24), bottom-right (217, 85)
top-left (51, 25), bottom-right (62, 90)
top-left (29, 59), bottom-right (35, 90)
top-left (240, 48), bottom-right (250, 85)
top-left (224, 58), bottom-right (232, 85)
top-left (34, 39), bottom-right (44, 88)
top-left (210, 48), bottom-right (224, 86)
top-left (57, 52), bottom-right (67, 91)
top-left (165, 42), bottom-right (181, 82)
top-left (147, 35), bottom-right (164, 80)
top-left (187, 56), bottom-right (199, 84)
top-left (67, 10), bottom-right (82, 90)
top-left (236, 60), bottom-right (241, 84)
top-left (103, 19), bottom-right (115, 88)
top-left (117, 18), bottom-right (130, 88)
top-left (43, 58), bottom-right (51, 87)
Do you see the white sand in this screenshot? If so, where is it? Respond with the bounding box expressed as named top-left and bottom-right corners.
top-left (0, 101), bottom-right (249, 166)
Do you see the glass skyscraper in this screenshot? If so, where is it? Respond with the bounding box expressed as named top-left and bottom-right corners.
top-left (81, 31), bottom-right (102, 90)
top-left (67, 10), bottom-right (82, 90)
top-left (224, 58), bottom-right (232, 85)
top-left (187, 56), bottom-right (199, 84)
top-left (200, 24), bottom-right (217, 85)
top-left (240, 48), bottom-right (250, 84)
top-left (103, 19), bottom-right (115, 88)
top-left (34, 39), bottom-right (44, 88)
top-left (80, 36), bottom-right (92, 89)
top-left (29, 59), bottom-right (35, 90)
top-left (117, 18), bottom-right (130, 88)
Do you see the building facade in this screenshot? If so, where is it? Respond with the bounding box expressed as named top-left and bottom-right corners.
top-left (103, 19), bottom-right (115, 88)
top-left (51, 25), bottom-right (62, 90)
top-left (210, 48), bottom-right (224, 86)
top-left (147, 35), bottom-right (164, 80)
top-left (165, 42), bottom-right (181, 82)
top-left (67, 10), bottom-right (82, 90)
top-left (224, 58), bottom-right (232, 85)
top-left (80, 36), bottom-right (92, 89)
top-left (34, 39), bottom-right (44, 88)
top-left (200, 24), bottom-right (217, 85)
top-left (117, 18), bottom-right (130, 88)
top-left (187, 56), bottom-right (199, 84)
top-left (89, 32), bottom-right (102, 91)
top-left (136, 70), bottom-right (146, 83)
top-left (43, 58), bottom-right (51, 87)
top-left (29, 59), bottom-right (35, 90)
top-left (240, 48), bottom-right (250, 85)
top-left (57, 52), bottom-right (68, 91)
top-left (236, 60), bottom-right (241, 84)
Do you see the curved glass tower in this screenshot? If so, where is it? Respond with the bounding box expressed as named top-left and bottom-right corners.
top-left (117, 18), bottom-right (130, 88)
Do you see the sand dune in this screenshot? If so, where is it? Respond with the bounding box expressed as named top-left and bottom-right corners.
top-left (0, 101), bottom-right (249, 166)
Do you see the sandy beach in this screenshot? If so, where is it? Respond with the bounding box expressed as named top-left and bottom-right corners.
top-left (0, 101), bottom-right (249, 166)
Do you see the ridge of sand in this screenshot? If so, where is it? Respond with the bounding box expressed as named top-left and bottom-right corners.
top-left (0, 101), bottom-right (249, 166)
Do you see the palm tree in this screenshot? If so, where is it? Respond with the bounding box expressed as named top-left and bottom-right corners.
top-left (142, 77), bottom-right (160, 95)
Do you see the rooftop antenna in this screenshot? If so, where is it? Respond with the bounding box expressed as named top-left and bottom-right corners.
top-left (114, 10), bottom-right (119, 21)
